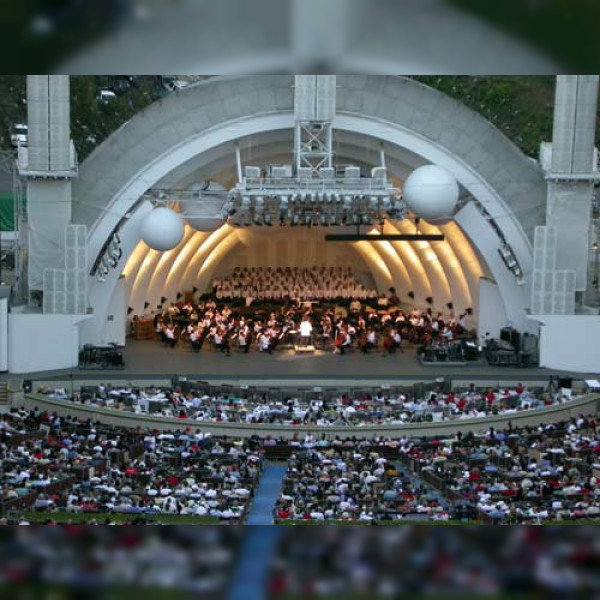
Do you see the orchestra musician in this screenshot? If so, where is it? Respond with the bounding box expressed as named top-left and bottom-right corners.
top-left (383, 328), bottom-right (402, 355)
top-left (333, 327), bottom-right (352, 355)
top-left (359, 329), bottom-right (377, 353)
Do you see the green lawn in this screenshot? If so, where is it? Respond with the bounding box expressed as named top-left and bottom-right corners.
top-left (11, 511), bottom-right (224, 525)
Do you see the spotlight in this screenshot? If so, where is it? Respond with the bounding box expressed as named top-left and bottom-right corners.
top-left (96, 271), bottom-right (106, 283)
top-left (592, 242), bottom-right (599, 251)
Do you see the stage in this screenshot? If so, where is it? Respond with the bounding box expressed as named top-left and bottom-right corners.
top-left (13, 338), bottom-right (600, 386)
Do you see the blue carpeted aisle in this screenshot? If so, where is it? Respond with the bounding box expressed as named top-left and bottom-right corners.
top-left (228, 465), bottom-right (287, 600)
top-left (245, 463), bottom-right (287, 525)
top-left (228, 525), bottom-right (283, 600)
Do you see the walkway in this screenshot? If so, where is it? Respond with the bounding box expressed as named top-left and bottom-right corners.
top-left (227, 526), bottom-right (283, 600)
top-left (245, 463), bottom-right (287, 525)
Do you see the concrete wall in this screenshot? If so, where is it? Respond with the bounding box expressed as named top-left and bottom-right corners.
top-left (8, 312), bottom-right (89, 373)
top-left (536, 315), bottom-right (600, 373)
top-left (478, 278), bottom-right (509, 342)
top-left (21, 392), bottom-right (600, 439)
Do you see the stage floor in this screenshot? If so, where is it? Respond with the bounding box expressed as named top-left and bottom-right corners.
top-left (18, 339), bottom-right (600, 384)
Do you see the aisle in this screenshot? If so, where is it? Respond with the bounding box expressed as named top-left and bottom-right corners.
top-left (227, 526), bottom-right (283, 600)
top-left (245, 464), bottom-right (287, 525)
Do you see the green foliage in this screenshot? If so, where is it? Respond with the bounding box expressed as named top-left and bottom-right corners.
top-left (449, 0), bottom-right (600, 72)
top-left (410, 75), bottom-right (557, 157)
top-left (0, 75), bottom-right (26, 149)
top-left (70, 76), bottom-right (158, 160)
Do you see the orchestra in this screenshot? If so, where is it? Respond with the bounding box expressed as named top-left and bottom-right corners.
top-left (143, 279), bottom-right (474, 358)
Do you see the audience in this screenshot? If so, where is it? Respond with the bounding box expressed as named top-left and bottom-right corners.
top-left (0, 408), bottom-right (262, 523)
top-left (39, 382), bottom-right (581, 428)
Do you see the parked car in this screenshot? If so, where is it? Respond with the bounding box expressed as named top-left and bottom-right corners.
top-left (10, 123), bottom-right (28, 147)
top-left (97, 89), bottom-right (117, 103)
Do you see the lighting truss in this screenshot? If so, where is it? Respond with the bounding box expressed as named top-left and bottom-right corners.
top-left (224, 165), bottom-right (405, 227)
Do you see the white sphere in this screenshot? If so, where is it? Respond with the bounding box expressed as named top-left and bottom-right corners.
top-left (403, 165), bottom-right (459, 220)
top-left (140, 207), bottom-right (184, 251)
top-left (182, 182), bottom-right (227, 232)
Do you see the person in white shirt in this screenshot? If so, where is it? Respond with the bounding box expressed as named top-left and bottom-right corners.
top-left (299, 316), bottom-right (313, 347)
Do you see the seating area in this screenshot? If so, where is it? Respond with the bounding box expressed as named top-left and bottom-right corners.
top-left (1, 395), bottom-right (599, 525)
top-left (0, 408), bottom-right (262, 524)
top-left (0, 526), bottom-right (242, 597)
top-left (399, 415), bottom-right (600, 523)
top-left (274, 445), bottom-right (449, 523)
top-left (36, 380), bottom-right (576, 427)
top-left (267, 526), bottom-right (600, 597)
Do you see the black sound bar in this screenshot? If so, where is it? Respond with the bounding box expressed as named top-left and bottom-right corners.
top-left (325, 234), bottom-right (445, 242)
